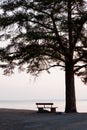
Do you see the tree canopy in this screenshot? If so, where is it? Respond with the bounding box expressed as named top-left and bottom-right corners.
top-left (0, 0), bottom-right (86, 77)
top-left (0, 0), bottom-right (87, 112)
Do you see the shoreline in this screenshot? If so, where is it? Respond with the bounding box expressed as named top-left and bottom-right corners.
top-left (0, 108), bottom-right (87, 130)
top-left (0, 108), bottom-right (36, 113)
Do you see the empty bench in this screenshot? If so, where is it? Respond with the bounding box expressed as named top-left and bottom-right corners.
top-left (36, 103), bottom-right (57, 113)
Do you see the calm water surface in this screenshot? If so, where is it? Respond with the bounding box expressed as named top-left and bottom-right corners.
top-left (0, 100), bottom-right (87, 113)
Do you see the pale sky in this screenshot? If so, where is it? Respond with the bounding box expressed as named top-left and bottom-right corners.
top-left (0, 67), bottom-right (87, 101)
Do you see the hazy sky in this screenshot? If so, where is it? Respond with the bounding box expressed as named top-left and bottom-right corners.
top-left (0, 67), bottom-right (87, 101)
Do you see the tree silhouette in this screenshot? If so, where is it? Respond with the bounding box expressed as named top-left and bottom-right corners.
top-left (0, 0), bottom-right (87, 112)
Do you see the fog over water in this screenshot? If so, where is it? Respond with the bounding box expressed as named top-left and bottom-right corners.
top-left (0, 68), bottom-right (87, 101)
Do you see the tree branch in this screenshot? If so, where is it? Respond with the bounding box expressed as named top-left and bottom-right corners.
top-left (74, 63), bottom-right (87, 73)
top-left (71, 13), bottom-right (87, 50)
top-left (50, 12), bottom-right (66, 54)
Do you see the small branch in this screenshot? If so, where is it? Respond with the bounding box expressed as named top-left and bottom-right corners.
top-left (50, 12), bottom-right (66, 54)
top-left (74, 64), bottom-right (87, 73)
top-left (71, 13), bottom-right (87, 50)
top-left (35, 64), bottom-right (65, 75)
top-left (29, 19), bottom-right (53, 31)
top-left (74, 55), bottom-right (83, 65)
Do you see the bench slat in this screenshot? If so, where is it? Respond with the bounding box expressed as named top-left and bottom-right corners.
top-left (36, 103), bottom-right (53, 105)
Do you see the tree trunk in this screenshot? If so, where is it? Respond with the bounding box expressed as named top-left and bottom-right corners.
top-left (65, 57), bottom-right (77, 113)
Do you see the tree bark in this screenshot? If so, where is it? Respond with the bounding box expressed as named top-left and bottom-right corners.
top-left (65, 56), bottom-right (77, 113)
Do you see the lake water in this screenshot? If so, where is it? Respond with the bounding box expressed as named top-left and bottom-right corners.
top-left (0, 100), bottom-right (87, 113)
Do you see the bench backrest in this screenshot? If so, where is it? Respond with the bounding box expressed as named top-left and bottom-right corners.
top-left (36, 103), bottom-right (53, 106)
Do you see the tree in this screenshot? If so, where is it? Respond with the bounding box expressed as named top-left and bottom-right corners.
top-left (0, 0), bottom-right (87, 113)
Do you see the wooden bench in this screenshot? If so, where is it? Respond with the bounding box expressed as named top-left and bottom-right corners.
top-left (36, 103), bottom-right (57, 113)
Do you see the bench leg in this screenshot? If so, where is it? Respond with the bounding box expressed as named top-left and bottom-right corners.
top-left (38, 108), bottom-right (44, 113)
top-left (51, 108), bottom-right (56, 113)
